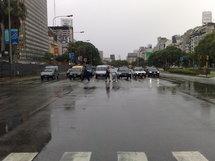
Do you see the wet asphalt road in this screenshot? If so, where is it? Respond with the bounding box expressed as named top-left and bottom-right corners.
top-left (0, 78), bottom-right (215, 161)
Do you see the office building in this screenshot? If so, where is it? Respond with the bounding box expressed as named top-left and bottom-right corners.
top-left (48, 29), bottom-right (62, 56)
top-left (49, 26), bottom-right (73, 54)
top-left (202, 11), bottom-right (212, 25)
top-left (99, 51), bottom-right (104, 60)
top-left (127, 53), bottom-right (138, 64)
top-left (19, 0), bottom-right (49, 62)
top-left (110, 54), bottom-right (115, 62)
top-left (153, 37), bottom-right (171, 51)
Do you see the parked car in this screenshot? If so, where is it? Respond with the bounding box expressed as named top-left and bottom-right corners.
top-left (117, 67), bottom-right (132, 79)
top-left (68, 66), bottom-right (83, 80)
top-left (41, 66), bottom-right (59, 81)
top-left (146, 67), bottom-right (160, 78)
top-left (133, 67), bottom-right (146, 78)
top-left (95, 65), bottom-right (108, 79)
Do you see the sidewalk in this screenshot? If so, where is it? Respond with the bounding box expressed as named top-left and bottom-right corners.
top-left (160, 72), bottom-right (215, 85)
top-left (0, 75), bottom-right (39, 85)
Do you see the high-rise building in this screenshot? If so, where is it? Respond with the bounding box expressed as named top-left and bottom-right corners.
top-left (99, 51), bottom-right (104, 60)
top-left (153, 37), bottom-right (170, 51)
top-left (127, 53), bottom-right (138, 64)
top-left (202, 11), bottom-right (212, 25)
top-left (110, 54), bottom-right (115, 62)
top-left (19, 0), bottom-right (49, 62)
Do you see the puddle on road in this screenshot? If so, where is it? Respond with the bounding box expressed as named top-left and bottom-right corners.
top-left (158, 79), bottom-right (215, 104)
top-left (177, 81), bottom-right (215, 103)
top-left (0, 112), bottom-right (26, 137)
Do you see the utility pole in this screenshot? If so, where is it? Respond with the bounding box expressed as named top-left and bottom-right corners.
top-left (206, 55), bottom-right (209, 78)
top-left (54, 0), bottom-right (56, 20)
top-left (8, 0), bottom-right (13, 76)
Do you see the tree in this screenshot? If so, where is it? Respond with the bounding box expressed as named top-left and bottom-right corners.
top-left (195, 32), bottom-right (215, 67)
top-left (43, 53), bottom-right (54, 62)
top-left (0, 0), bottom-right (26, 57)
top-left (147, 46), bottom-right (186, 67)
top-left (109, 60), bottom-right (128, 67)
top-left (131, 58), bottom-right (145, 67)
top-left (67, 41), bottom-right (102, 65)
top-left (55, 53), bottom-right (69, 62)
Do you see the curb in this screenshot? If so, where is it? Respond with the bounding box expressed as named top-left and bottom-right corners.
top-left (160, 73), bottom-right (215, 85)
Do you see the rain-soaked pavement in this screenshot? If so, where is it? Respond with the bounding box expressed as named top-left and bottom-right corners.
top-left (0, 78), bottom-right (215, 161)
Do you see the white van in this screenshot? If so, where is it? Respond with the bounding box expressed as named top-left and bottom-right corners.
top-left (95, 65), bottom-right (108, 79)
top-left (41, 66), bottom-right (59, 81)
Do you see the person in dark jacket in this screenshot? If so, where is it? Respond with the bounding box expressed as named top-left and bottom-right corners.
top-left (81, 66), bottom-right (90, 81)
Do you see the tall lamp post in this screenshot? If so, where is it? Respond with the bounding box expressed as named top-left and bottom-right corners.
top-left (8, 0), bottom-right (13, 76)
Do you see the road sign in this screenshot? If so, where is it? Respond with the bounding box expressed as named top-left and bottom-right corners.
top-left (83, 58), bottom-right (88, 63)
top-left (4, 29), bottom-right (19, 45)
top-left (11, 29), bottom-right (19, 45)
top-left (69, 52), bottom-right (75, 61)
top-left (4, 30), bottom-right (10, 44)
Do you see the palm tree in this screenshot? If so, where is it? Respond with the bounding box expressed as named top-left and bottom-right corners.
top-left (0, 0), bottom-right (26, 58)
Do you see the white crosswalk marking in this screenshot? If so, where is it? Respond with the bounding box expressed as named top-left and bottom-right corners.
top-left (173, 151), bottom-right (209, 161)
top-left (59, 152), bottom-right (92, 161)
top-left (2, 153), bottom-right (38, 161)
top-left (117, 152), bottom-right (148, 161)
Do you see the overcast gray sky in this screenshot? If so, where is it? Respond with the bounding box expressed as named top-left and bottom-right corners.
top-left (47, 0), bottom-right (215, 59)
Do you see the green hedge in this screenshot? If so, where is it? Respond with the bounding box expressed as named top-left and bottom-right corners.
top-left (166, 68), bottom-right (199, 76)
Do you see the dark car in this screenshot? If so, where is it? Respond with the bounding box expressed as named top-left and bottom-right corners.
top-left (117, 67), bottom-right (132, 79)
top-left (146, 67), bottom-right (160, 78)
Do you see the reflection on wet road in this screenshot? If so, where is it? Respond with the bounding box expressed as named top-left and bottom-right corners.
top-left (0, 78), bottom-right (215, 161)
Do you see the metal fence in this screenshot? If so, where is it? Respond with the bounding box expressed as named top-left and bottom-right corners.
top-left (0, 62), bottom-right (68, 77)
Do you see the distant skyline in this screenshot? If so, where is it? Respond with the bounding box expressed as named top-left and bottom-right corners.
top-left (47, 0), bottom-right (215, 59)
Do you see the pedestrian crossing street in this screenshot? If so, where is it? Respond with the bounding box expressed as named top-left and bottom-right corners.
top-left (1, 151), bottom-right (209, 161)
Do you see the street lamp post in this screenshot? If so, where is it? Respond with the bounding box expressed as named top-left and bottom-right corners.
top-left (206, 55), bottom-right (209, 78)
top-left (8, 0), bottom-right (13, 76)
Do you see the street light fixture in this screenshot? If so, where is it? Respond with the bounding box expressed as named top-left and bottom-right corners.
top-left (52, 14), bottom-right (73, 26)
top-left (70, 31), bottom-right (85, 43)
top-left (74, 31), bottom-right (85, 34)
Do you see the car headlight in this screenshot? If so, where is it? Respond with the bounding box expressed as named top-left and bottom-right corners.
top-left (149, 71), bottom-right (152, 73)
top-left (157, 71), bottom-right (160, 73)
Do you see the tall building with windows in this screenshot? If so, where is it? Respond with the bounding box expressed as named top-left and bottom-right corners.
top-left (202, 11), bottom-right (212, 25)
top-left (48, 26), bottom-right (73, 54)
top-left (19, 0), bottom-right (48, 63)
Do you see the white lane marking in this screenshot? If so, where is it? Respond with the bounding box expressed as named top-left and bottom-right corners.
top-left (2, 153), bottom-right (38, 161)
top-left (59, 152), bottom-right (92, 161)
top-left (117, 152), bottom-right (148, 161)
top-left (173, 151), bottom-right (209, 161)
